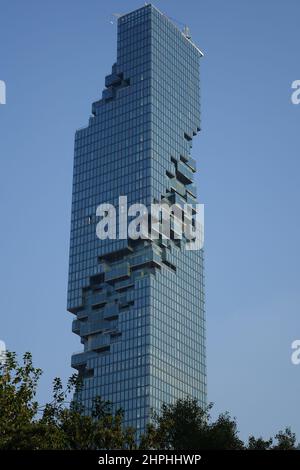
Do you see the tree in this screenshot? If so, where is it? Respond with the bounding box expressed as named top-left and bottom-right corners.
top-left (140, 397), bottom-right (244, 450)
top-left (247, 428), bottom-right (297, 450)
top-left (140, 398), bottom-right (211, 449)
top-left (0, 352), bottom-right (135, 450)
top-left (248, 436), bottom-right (273, 450)
top-left (207, 412), bottom-right (244, 450)
top-left (272, 428), bottom-right (297, 450)
top-left (0, 351), bottom-right (42, 449)
top-left (0, 352), bottom-right (298, 450)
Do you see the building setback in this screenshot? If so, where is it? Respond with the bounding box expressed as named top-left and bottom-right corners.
top-left (67, 4), bottom-right (206, 436)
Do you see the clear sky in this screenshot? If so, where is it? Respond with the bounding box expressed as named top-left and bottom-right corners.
top-left (0, 0), bottom-right (299, 442)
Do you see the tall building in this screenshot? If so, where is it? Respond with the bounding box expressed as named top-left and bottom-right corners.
top-left (67, 4), bottom-right (206, 435)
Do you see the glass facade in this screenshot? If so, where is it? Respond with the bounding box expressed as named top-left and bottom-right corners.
top-left (67, 4), bottom-right (206, 436)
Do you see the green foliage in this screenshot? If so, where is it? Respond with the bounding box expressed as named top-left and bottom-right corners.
top-left (0, 352), bottom-right (135, 450)
top-left (140, 398), bottom-right (244, 450)
top-left (0, 352), bottom-right (42, 449)
top-left (248, 428), bottom-right (297, 450)
top-left (273, 428), bottom-right (297, 450)
top-left (0, 352), bottom-right (298, 450)
top-left (248, 436), bottom-right (273, 450)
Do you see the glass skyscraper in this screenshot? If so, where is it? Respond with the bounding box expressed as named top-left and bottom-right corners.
top-left (67, 4), bottom-right (206, 435)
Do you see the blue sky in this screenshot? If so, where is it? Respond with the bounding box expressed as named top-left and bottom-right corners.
top-left (0, 0), bottom-right (299, 441)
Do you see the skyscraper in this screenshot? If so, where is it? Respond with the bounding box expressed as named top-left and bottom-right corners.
top-left (67, 4), bottom-right (206, 435)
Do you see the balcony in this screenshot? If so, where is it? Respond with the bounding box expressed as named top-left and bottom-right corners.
top-left (71, 350), bottom-right (95, 369)
top-left (91, 291), bottom-right (108, 307)
top-left (105, 263), bottom-right (130, 283)
top-left (180, 155), bottom-right (196, 172)
top-left (176, 161), bottom-right (193, 185)
top-left (102, 88), bottom-right (114, 101)
top-left (103, 302), bottom-right (119, 318)
top-left (105, 73), bottom-right (122, 88)
top-left (186, 183), bottom-right (197, 198)
top-left (130, 249), bottom-right (161, 270)
top-left (80, 318), bottom-right (117, 337)
top-left (90, 333), bottom-right (111, 351)
top-left (169, 178), bottom-right (186, 197)
top-left (77, 310), bottom-right (88, 320)
top-left (72, 319), bottom-right (80, 334)
top-left (114, 278), bottom-right (134, 291)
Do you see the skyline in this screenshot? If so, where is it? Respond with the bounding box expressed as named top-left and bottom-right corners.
top-left (0, 0), bottom-right (299, 441)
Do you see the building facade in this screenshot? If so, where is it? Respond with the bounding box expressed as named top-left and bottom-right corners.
top-left (67, 4), bottom-right (206, 435)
